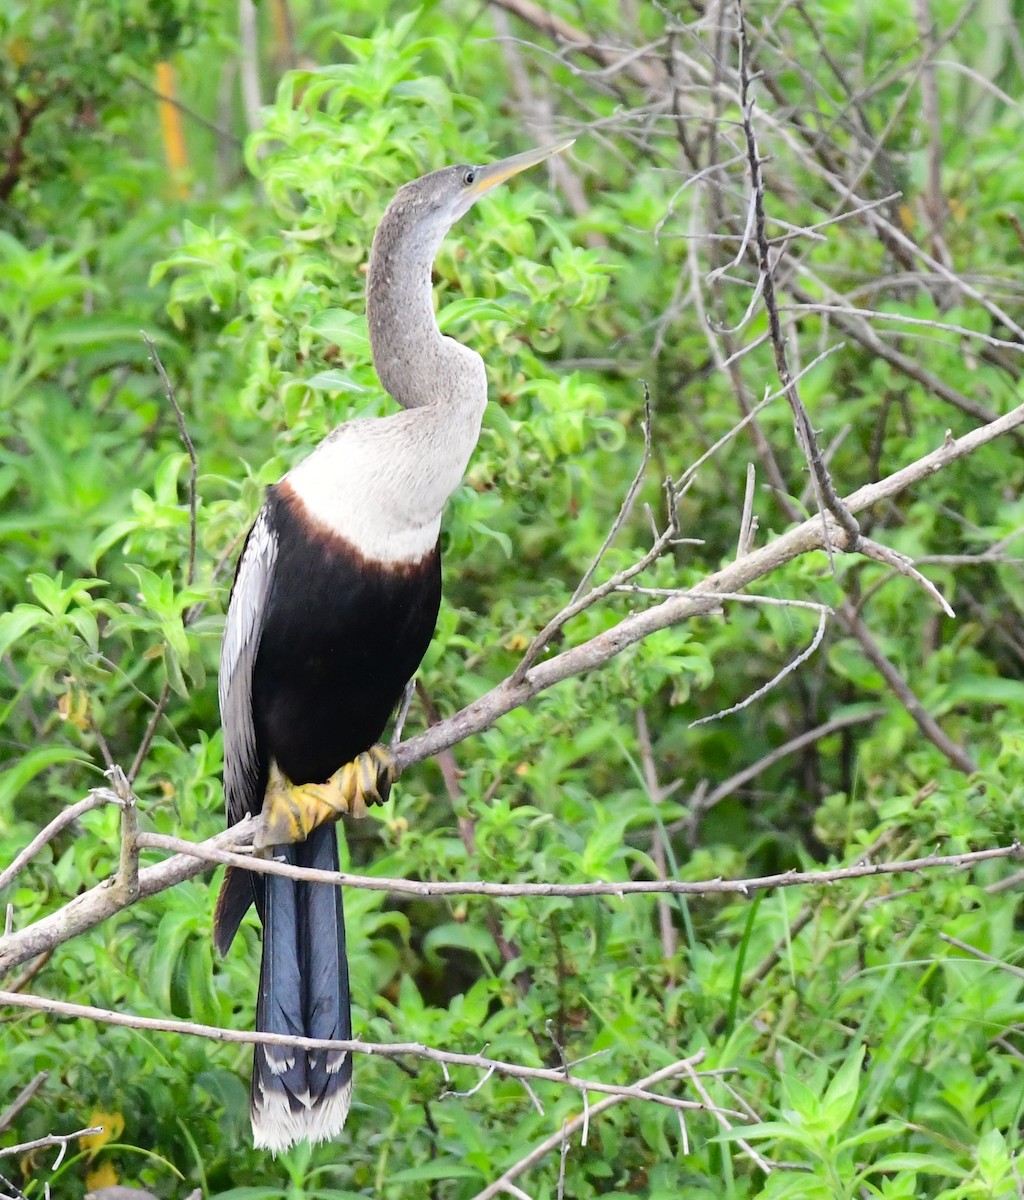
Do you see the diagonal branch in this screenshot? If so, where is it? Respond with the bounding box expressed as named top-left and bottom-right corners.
top-left (395, 397), bottom-right (1024, 770)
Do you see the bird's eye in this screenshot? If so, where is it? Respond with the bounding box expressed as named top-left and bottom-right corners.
top-left (462, 169), bottom-right (477, 186)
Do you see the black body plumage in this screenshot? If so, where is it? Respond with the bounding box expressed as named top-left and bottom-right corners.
top-left (253, 483), bottom-right (440, 788)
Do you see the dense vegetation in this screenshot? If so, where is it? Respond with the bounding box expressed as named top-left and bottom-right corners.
top-left (2, 1), bottom-right (1024, 1197)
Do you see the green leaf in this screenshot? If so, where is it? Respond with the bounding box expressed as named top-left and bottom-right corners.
top-left (387, 1160), bottom-right (483, 1182)
top-left (422, 921), bottom-right (498, 967)
top-left (305, 370), bottom-right (368, 393)
top-left (0, 746), bottom-right (86, 811)
top-left (820, 1043), bottom-right (865, 1130)
top-left (0, 605), bottom-right (46, 659)
top-left (306, 308), bottom-right (371, 355)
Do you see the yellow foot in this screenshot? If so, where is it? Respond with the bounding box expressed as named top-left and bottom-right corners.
top-left (255, 746), bottom-right (399, 849)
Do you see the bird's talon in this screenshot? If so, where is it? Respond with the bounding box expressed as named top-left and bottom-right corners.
top-left (342, 743), bottom-right (397, 818)
top-left (256, 747), bottom-right (399, 847)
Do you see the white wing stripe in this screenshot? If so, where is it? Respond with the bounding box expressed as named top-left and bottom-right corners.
top-left (220, 505), bottom-right (278, 823)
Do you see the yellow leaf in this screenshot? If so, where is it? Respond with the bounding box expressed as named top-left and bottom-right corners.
top-left (6, 37), bottom-right (29, 67)
top-left (58, 681), bottom-right (90, 731)
top-left (80, 1109), bottom-right (124, 1158)
top-left (85, 1161), bottom-right (120, 1190)
top-left (948, 197), bottom-right (968, 223)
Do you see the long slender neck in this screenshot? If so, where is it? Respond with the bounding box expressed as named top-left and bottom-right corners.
top-left (367, 202), bottom-right (466, 411)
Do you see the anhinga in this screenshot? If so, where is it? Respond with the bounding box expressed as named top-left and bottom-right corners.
top-left (215, 140), bottom-right (572, 1153)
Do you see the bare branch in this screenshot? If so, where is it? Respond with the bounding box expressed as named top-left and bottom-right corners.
top-left (838, 602), bottom-right (977, 774)
top-left (856, 536), bottom-right (955, 618)
top-left (0, 1071), bottom-right (47, 1135)
top-left (0, 790), bottom-right (114, 894)
top-left (0, 1127), bottom-right (101, 1162)
top-left (487, 0), bottom-right (667, 89)
top-left (570, 385), bottom-right (653, 605)
top-left (0, 989), bottom-right (718, 1116)
top-left (735, 0), bottom-right (860, 560)
top-left (3, 825), bottom-right (1020, 978)
top-left (679, 1055), bottom-right (772, 1174)
top-left (635, 708), bottom-right (678, 962)
top-left (783, 303), bottom-right (1024, 354)
top-left (938, 933), bottom-right (1024, 981)
top-left (126, 679), bottom-right (170, 786)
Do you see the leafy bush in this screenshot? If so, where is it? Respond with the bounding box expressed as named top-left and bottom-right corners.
top-left (2, 3), bottom-right (1024, 1198)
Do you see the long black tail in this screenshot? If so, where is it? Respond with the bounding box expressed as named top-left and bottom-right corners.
top-left (251, 823), bottom-right (352, 1152)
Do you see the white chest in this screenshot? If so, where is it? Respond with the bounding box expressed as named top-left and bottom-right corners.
top-left (286, 389), bottom-right (486, 566)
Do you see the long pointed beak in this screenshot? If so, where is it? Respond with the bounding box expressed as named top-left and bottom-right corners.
top-left (467, 138), bottom-right (575, 198)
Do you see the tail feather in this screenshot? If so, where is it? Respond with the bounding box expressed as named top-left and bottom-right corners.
top-left (251, 823), bottom-right (352, 1153)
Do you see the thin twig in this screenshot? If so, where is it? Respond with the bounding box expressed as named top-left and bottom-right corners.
top-left (126, 679), bottom-right (170, 785)
top-left (141, 332), bottom-right (197, 588)
top-left (3, 825), bottom-right (1021, 978)
top-left (570, 385), bottom-right (653, 605)
top-left (938, 933), bottom-right (1024, 981)
top-left (635, 709), bottom-right (678, 961)
top-left (108, 833), bottom-right (1024, 897)
top-left (690, 607), bottom-right (830, 728)
top-left (782, 303), bottom-right (1024, 354)
top-left (856, 536), bottom-right (954, 618)
top-left (679, 1055), bottom-right (772, 1174)
top-left (468, 1055), bottom-right (705, 1200)
top-left (513, 392), bottom-right (664, 682)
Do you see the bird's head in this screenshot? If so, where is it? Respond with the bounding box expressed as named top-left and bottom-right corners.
top-left (379, 138), bottom-right (575, 255)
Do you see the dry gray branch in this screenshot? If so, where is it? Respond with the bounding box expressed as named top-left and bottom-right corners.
top-left (689, 606), bottom-right (830, 728)
top-left (0, 988), bottom-right (719, 1117)
top-left (0, 790), bottom-right (113, 895)
top-left (735, 0), bottom-right (860, 560)
top-left (0, 1127), bottom-right (101, 1161)
top-left (0, 1071), bottom-right (47, 1135)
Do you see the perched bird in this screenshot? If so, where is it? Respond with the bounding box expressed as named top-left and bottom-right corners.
top-left (215, 140), bottom-right (572, 1152)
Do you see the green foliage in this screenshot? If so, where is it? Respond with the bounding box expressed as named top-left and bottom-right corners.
top-left (3, 2), bottom-right (1024, 1198)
